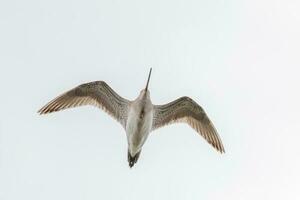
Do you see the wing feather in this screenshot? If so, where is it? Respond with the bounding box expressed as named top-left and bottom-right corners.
top-left (152, 96), bottom-right (225, 153)
top-left (38, 81), bottom-right (131, 128)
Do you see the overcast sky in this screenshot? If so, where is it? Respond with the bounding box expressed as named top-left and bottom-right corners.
top-left (1, 0), bottom-right (300, 199)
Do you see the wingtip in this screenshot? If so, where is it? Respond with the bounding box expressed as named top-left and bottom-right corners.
top-left (221, 144), bottom-right (226, 154)
top-left (37, 108), bottom-right (44, 115)
top-left (220, 148), bottom-right (225, 154)
top-left (37, 107), bottom-right (48, 115)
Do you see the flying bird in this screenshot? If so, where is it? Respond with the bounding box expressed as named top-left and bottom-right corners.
top-left (38, 68), bottom-right (225, 167)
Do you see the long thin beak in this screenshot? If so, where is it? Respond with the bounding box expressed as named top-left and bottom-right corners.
top-left (145, 68), bottom-right (152, 91)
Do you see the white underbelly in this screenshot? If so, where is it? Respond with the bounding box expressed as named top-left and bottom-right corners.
top-left (126, 110), bottom-right (153, 155)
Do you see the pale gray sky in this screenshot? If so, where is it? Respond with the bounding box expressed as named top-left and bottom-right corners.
top-left (1, 0), bottom-right (300, 199)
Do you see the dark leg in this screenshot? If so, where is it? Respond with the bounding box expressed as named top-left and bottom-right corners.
top-left (127, 150), bottom-right (141, 168)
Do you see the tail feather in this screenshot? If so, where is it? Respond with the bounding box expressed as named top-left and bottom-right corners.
top-left (128, 150), bottom-right (141, 168)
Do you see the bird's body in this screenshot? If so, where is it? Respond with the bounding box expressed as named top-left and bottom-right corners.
top-left (38, 68), bottom-right (225, 168)
top-left (126, 93), bottom-right (153, 157)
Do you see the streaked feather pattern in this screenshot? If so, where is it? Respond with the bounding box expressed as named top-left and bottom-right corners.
top-left (152, 96), bottom-right (225, 153)
top-left (38, 81), bottom-right (131, 128)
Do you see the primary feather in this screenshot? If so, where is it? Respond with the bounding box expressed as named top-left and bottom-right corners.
top-left (38, 81), bottom-right (131, 128)
top-left (152, 96), bottom-right (225, 153)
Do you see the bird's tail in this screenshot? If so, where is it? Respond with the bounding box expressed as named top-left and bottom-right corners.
top-left (127, 150), bottom-right (141, 168)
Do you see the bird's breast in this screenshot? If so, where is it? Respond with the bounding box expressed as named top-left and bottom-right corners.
top-left (126, 106), bottom-right (153, 155)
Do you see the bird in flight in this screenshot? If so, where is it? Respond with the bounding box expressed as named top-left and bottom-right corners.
top-left (38, 68), bottom-right (225, 168)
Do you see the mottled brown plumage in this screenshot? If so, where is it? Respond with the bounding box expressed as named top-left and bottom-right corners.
top-left (153, 97), bottom-right (225, 153)
top-left (38, 81), bottom-right (130, 128)
top-left (38, 68), bottom-right (225, 167)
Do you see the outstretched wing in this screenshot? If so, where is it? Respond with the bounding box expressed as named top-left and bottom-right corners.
top-left (152, 96), bottom-right (225, 153)
top-left (38, 81), bottom-right (131, 128)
